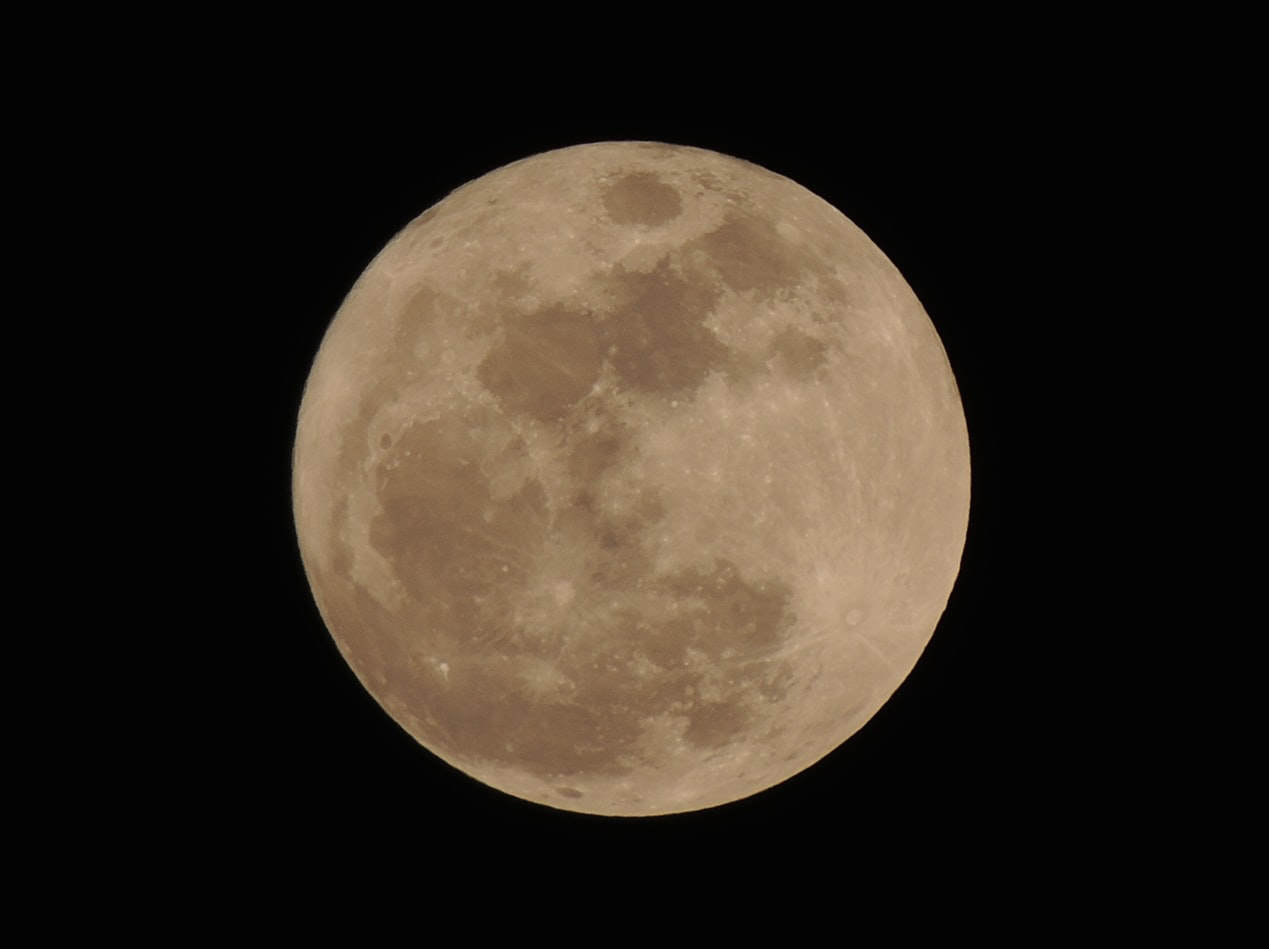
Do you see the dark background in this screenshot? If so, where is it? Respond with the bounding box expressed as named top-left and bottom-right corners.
top-left (170, 75), bottom-right (1135, 901)
top-left (38, 20), bottom-right (1243, 923)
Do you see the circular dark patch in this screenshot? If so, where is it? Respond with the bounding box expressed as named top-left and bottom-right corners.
top-left (602, 172), bottom-right (683, 226)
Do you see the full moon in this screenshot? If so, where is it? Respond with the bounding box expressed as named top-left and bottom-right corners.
top-left (293, 142), bottom-right (970, 816)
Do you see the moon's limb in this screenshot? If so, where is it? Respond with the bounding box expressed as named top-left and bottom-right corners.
top-left (293, 142), bottom-right (970, 815)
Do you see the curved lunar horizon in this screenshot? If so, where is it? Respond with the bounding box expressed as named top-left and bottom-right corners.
top-left (293, 142), bottom-right (970, 816)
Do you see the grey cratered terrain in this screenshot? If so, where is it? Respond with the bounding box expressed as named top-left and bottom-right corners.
top-left (293, 142), bottom-right (970, 815)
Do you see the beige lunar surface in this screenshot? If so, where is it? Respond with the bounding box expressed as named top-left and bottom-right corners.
top-left (293, 142), bottom-right (970, 816)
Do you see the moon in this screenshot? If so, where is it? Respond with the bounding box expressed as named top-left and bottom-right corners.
top-left (293, 142), bottom-right (970, 816)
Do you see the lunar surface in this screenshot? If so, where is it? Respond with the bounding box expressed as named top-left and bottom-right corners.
top-left (293, 142), bottom-right (970, 816)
